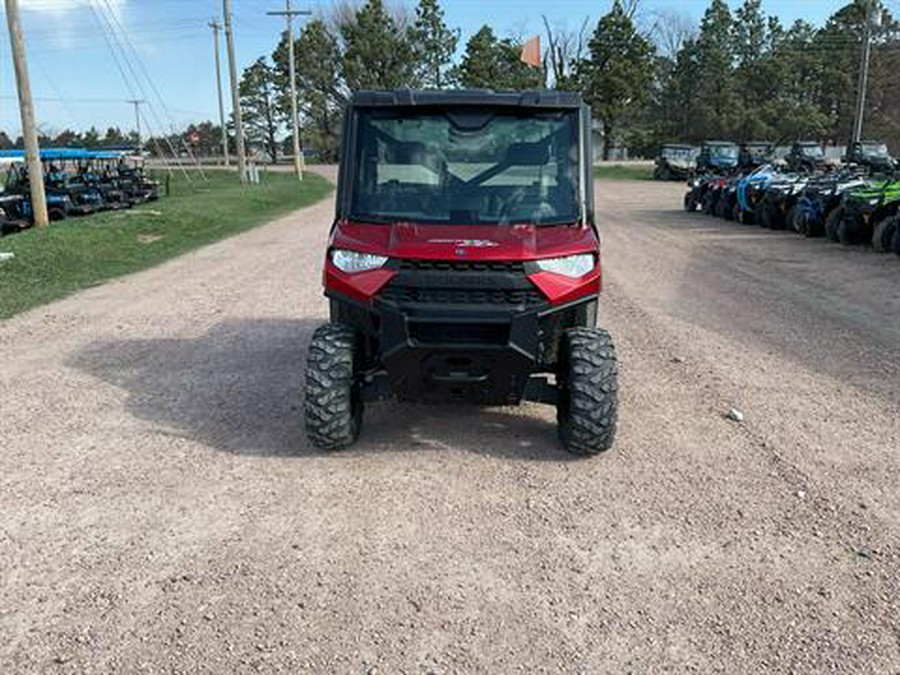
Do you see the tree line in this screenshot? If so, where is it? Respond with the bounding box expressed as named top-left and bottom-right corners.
top-left (4, 0), bottom-right (895, 162)
top-left (234, 0), bottom-right (900, 161)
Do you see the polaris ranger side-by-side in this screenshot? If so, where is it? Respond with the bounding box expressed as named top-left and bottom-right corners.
top-left (304, 90), bottom-right (618, 455)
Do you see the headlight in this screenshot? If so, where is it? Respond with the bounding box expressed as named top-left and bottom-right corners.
top-left (869, 197), bottom-right (882, 206)
top-left (330, 248), bottom-right (388, 273)
top-left (534, 253), bottom-right (595, 278)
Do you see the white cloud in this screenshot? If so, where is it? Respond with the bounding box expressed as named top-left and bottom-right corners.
top-left (18, 0), bottom-right (128, 49)
top-left (20, 0), bottom-right (126, 23)
top-left (21, 0), bottom-right (125, 13)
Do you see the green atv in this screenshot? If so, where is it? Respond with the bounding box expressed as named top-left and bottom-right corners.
top-left (832, 180), bottom-right (900, 249)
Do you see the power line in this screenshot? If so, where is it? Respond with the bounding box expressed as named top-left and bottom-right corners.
top-left (87, 0), bottom-right (181, 179)
top-left (97, 0), bottom-right (205, 179)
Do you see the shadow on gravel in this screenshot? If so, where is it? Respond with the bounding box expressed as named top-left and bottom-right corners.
top-left (69, 318), bottom-right (568, 461)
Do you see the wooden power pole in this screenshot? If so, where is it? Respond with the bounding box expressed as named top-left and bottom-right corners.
top-left (223, 0), bottom-right (247, 183)
top-left (126, 99), bottom-right (145, 152)
top-left (267, 0), bottom-right (311, 180)
top-left (209, 19), bottom-right (230, 167)
top-left (5, 0), bottom-right (48, 227)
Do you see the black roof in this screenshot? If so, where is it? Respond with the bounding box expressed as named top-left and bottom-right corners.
top-left (349, 89), bottom-right (585, 109)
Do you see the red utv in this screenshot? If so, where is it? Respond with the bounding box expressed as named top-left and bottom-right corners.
top-left (304, 90), bottom-right (618, 455)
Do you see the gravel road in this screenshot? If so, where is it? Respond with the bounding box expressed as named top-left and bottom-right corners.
top-left (1, 174), bottom-right (898, 673)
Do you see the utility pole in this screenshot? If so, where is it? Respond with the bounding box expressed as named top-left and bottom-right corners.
top-left (5, 0), bottom-right (48, 228)
top-left (852, 1), bottom-right (882, 143)
top-left (126, 99), bottom-right (145, 152)
top-left (209, 19), bottom-right (230, 167)
top-left (223, 0), bottom-right (247, 183)
top-left (267, 0), bottom-right (311, 180)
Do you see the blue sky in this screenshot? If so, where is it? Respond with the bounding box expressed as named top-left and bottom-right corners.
top-left (1, 0), bottom-right (852, 137)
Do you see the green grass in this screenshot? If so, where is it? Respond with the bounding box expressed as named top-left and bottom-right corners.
top-left (593, 164), bottom-right (655, 181)
top-left (0, 169), bottom-right (332, 319)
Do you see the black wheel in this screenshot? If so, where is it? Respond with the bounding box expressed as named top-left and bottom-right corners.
top-left (837, 217), bottom-right (863, 246)
top-left (304, 323), bottom-right (363, 450)
top-left (659, 166), bottom-right (671, 181)
top-left (760, 202), bottom-right (772, 228)
top-left (702, 192), bottom-right (716, 215)
top-left (824, 207), bottom-right (843, 242)
top-left (683, 191), bottom-right (697, 212)
top-left (734, 202), bottom-right (754, 225)
top-left (872, 215), bottom-right (898, 253)
top-left (557, 327), bottom-right (618, 456)
top-left (722, 195), bottom-right (735, 221)
top-left (761, 201), bottom-right (782, 229)
top-left (786, 206), bottom-right (802, 233)
top-left (892, 225), bottom-right (900, 255)
top-left (799, 210), bottom-right (822, 237)
top-left (715, 194), bottom-right (726, 218)
top-left (48, 208), bottom-right (67, 221)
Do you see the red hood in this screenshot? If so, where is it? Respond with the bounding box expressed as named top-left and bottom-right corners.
top-left (329, 219), bottom-right (598, 261)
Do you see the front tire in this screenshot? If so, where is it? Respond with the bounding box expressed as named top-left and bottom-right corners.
top-left (304, 323), bottom-right (362, 450)
top-left (557, 328), bottom-right (618, 456)
top-left (786, 205), bottom-right (802, 233)
top-left (838, 217), bottom-right (864, 246)
top-left (825, 207), bottom-right (843, 242)
top-left (684, 191), bottom-right (697, 212)
top-left (872, 215), bottom-right (898, 252)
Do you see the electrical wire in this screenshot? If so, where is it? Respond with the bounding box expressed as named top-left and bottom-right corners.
top-left (98, 0), bottom-right (207, 180)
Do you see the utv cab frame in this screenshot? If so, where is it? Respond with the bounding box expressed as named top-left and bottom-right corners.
top-left (304, 89), bottom-right (618, 456)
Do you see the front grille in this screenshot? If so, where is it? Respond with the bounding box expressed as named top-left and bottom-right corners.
top-left (380, 286), bottom-right (544, 307)
top-left (381, 257), bottom-right (546, 309)
top-left (399, 259), bottom-right (525, 273)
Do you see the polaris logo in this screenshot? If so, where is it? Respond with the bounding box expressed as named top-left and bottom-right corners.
top-left (428, 239), bottom-right (500, 248)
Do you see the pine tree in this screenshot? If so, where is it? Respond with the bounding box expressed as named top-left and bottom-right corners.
top-left (577, 1), bottom-right (656, 159)
top-left (410, 0), bottom-right (459, 89)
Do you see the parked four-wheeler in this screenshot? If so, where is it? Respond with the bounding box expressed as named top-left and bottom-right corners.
top-left (795, 170), bottom-right (868, 237)
top-left (3, 163), bottom-right (72, 221)
top-left (759, 173), bottom-right (808, 231)
top-left (785, 141), bottom-right (827, 173)
top-left (0, 194), bottom-right (28, 236)
top-left (304, 90), bottom-right (618, 456)
top-left (738, 141), bottom-right (774, 170)
top-left (684, 174), bottom-right (728, 214)
top-left (654, 143), bottom-right (698, 181)
top-left (837, 180), bottom-right (900, 247)
top-left (696, 141), bottom-right (740, 173)
top-left (734, 165), bottom-right (782, 225)
top-left (844, 140), bottom-right (896, 175)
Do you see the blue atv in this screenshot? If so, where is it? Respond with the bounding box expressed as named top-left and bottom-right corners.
top-left (733, 165), bottom-right (783, 225)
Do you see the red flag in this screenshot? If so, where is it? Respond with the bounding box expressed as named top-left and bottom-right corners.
top-left (521, 35), bottom-right (541, 68)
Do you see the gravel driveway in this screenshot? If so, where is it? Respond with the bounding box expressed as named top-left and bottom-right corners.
top-left (1, 174), bottom-right (898, 673)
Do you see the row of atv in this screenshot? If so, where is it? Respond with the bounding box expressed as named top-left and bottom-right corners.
top-left (684, 163), bottom-right (900, 255)
top-left (0, 149), bottom-right (159, 236)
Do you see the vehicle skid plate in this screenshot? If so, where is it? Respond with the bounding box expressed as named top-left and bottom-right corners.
top-left (376, 301), bottom-right (540, 405)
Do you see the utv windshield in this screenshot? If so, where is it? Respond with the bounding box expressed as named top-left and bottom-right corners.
top-left (708, 145), bottom-right (739, 159)
top-left (662, 146), bottom-right (695, 159)
top-left (746, 145), bottom-right (771, 156)
top-left (350, 108), bottom-right (580, 225)
top-left (800, 145), bottom-right (824, 158)
top-left (861, 143), bottom-right (890, 158)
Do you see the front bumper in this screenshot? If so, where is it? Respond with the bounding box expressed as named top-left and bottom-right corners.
top-left (326, 259), bottom-right (598, 405)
